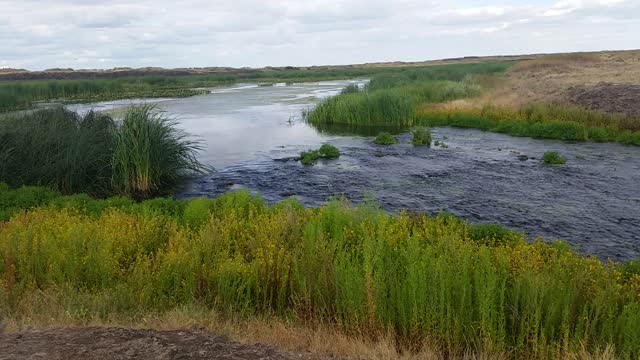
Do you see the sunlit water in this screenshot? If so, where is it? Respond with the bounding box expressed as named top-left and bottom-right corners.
top-left (69, 81), bottom-right (640, 261)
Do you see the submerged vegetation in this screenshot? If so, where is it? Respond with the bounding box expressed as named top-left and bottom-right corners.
top-left (411, 126), bottom-right (432, 146)
top-left (0, 105), bottom-right (204, 198)
top-left (543, 151), bottom-right (567, 165)
top-left (373, 132), bottom-right (397, 145)
top-left (1, 187), bottom-right (640, 358)
top-left (300, 144), bottom-right (340, 165)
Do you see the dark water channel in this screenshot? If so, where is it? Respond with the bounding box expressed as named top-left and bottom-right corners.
top-left (70, 81), bottom-right (640, 261)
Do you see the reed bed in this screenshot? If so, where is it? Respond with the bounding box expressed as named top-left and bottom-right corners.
top-left (0, 105), bottom-right (204, 197)
top-left (305, 62), bottom-right (507, 128)
top-left (0, 188), bottom-right (639, 358)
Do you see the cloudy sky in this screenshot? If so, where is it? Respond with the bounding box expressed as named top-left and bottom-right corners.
top-left (0, 0), bottom-right (638, 70)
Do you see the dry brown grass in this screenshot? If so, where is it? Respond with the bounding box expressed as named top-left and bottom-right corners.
top-left (431, 50), bottom-right (640, 113)
top-left (0, 294), bottom-right (620, 360)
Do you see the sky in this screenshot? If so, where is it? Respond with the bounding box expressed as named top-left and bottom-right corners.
top-left (0, 0), bottom-right (638, 70)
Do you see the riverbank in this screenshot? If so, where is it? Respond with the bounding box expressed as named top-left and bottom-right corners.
top-left (1, 187), bottom-right (639, 359)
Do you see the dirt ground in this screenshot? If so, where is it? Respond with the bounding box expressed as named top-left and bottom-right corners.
top-left (0, 327), bottom-right (339, 360)
top-left (442, 50), bottom-right (640, 115)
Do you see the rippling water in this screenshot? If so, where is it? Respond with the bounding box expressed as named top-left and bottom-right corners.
top-left (70, 81), bottom-right (640, 261)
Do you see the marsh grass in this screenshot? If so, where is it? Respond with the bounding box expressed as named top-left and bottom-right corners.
top-left (0, 107), bottom-right (114, 194)
top-left (305, 62), bottom-right (508, 129)
top-left (0, 105), bottom-right (205, 197)
top-left (418, 110), bottom-right (640, 146)
top-left (300, 144), bottom-right (341, 165)
top-left (111, 105), bottom-right (204, 198)
top-left (543, 151), bottom-right (567, 165)
top-left (373, 132), bottom-right (397, 145)
top-left (411, 127), bottom-right (432, 146)
top-left (1, 187), bottom-right (639, 358)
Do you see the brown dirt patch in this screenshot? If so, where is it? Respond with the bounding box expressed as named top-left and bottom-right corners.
top-left (445, 50), bottom-right (640, 112)
top-left (568, 83), bottom-right (640, 117)
top-left (0, 327), bottom-right (335, 360)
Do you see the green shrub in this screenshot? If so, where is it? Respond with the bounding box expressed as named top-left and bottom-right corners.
top-left (373, 132), bottom-right (397, 145)
top-left (1, 186), bottom-right (640, 358)
top-left (412, 126), bottom-right (432, 146)
top-left (183, 197), bottom-right (214, 228)
top-left (543, 151), bottom-right (567, 165)
top-left (301, 144), bottom-right (340, 165)
top-left (318, 144), bottom-right (340, 159)
top-left (300, 150), bottom-right (320, 165)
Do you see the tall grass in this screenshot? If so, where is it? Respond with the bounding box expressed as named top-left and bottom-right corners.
top-left (0, 107), bottom-right (114, 194)
top-left (1, 187), bottom-right (639, 358)
top-left (0, 63), bottom-right (511, 112)
top-left (418, 109), bottom-right (640, 145)
top-left (111, 105), bottom-right (203, 199)
top-left (0, 106), bottom-right (205, 197)
top-left (306, 90), bottom-right (415, 127)
top-left (305, 62), bottom-right (506, 129)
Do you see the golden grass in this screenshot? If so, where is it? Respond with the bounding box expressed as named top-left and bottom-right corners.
top-left (1, 302), bottom-right (618, 360)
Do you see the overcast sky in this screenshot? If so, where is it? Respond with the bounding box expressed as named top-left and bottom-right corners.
top-left (0, 0), bottom-right (638, 70)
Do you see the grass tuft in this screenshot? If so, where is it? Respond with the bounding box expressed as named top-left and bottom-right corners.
top-left (543, 151), bottom-right (567, 165)
top-left (411, 126), bottom-right (432, 146)
top-left (373, 132), bottom-right (397, 145)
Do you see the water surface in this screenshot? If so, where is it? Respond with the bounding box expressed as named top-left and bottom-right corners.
top-left (71, 82), bottom-right (640, 261)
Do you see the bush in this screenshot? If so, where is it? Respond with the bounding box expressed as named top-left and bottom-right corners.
top-left (543, 151), bottom-right (567, 165)
top-left (373, 132), bottom-right (397, 145)
top-left (300, 144), bottom-right (340, 165)
top-left (1, 187), bottom-right (640, 358)
top-left (300, 150), bottom-right (321, 165)
top-left (318, 144), bottom-right (340, 159)
top-left (412, 126), bottom-right (432, 146)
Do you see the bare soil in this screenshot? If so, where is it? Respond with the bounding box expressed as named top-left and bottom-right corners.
top-left (0, 327), bottom-right (338, 360)
top-left (568, 83), bottom-right (640, 117)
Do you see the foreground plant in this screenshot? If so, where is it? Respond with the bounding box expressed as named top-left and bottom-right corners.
top-left (1, 187), bottom-right (639, 358)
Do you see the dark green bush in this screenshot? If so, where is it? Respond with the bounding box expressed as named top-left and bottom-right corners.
top-left (543, 151), bottom-right (567, 165)
top-left (373, 132), bottom-right (397, 145)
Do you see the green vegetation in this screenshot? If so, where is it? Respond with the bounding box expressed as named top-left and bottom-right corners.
top-left (111, 105), bottom-right (203, 199)
top-left (340, 84), bottom-right (360, 94)
top-left (434, 140), bottom-right (449, 148)
top-left (300, 144), bottom-right (341, 165)
top-left (318, 144), bottom-right (340, 159)
top-left (373, 132), bottom-right (397, 145)
top-left (411, 126), bottom-right (432, 146)
top-left (543, 151), bottom-right (567, 165)
top-left (305, 62), bottom-right (510, 129)
top-left (0, 63), bottom-right (510, 112)
top-left (0, 106), bottom-right (204, 198)
top-left (1, 186), bottom-right (640, 358)
top-left (418, 111), bottom-right (640, 146)
top-left (305, 90), bottom-right (415, 127)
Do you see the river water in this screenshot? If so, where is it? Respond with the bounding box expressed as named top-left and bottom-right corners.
top-left (69, 81), bottom-right (640, 261)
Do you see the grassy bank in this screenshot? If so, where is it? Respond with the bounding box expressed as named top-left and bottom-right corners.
top-left (0, 64), bottom-right (510, 112)
top-left (304, 62), bottom-right (511, 128)
top-left (1, 187), bottom-right (639, 358)
top-left (0, 105), bottom-right (204, 197)
top-left (418, 108), bottom-right (640, 145)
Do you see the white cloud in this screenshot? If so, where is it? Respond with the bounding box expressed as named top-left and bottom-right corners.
top-left (0, 0), bottom-right (637, 70)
